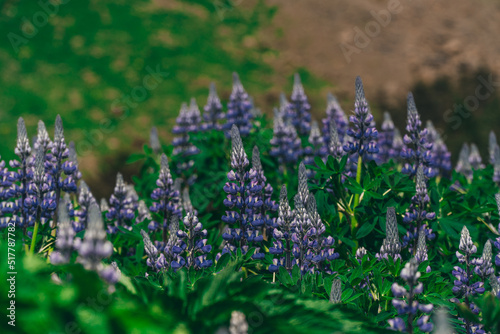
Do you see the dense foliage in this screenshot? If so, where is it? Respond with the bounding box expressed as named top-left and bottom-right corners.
top-left (1, 74), bottom-right (500, 333)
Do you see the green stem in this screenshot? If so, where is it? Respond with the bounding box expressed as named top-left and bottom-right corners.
top-left (350, 155), bottom-right (363, 239)
top-left (29, 220), bottom-right (40, 256)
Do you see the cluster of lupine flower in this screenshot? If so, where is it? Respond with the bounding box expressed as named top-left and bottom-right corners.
top-left (269, 163), bottom-right (338, 275)
top-left (219, 125), bottom-right (277, 260)
top-left (5, 73), bottom-right (500, 334)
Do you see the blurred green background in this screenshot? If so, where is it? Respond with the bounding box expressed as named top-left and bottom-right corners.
top-left (1, 0), bottom-right (499, 198)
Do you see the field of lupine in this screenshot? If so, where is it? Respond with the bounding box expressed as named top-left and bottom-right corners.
top-left (1, 73), bottom-right (500, 334)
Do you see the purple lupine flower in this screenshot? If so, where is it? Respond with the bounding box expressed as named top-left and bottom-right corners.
top-left (50, 199), bottom-right (76, 265)
top-left (173, 212), bottom-right (213, 270)
top-left (224, 73), bottom-right (253, 137)
top-left (150, 127), bottom-right (162, 155)
top-left (34, 120), bottom-right (52, 154)
top-left (100, 198), bottom-right (109, 213)
top-left (390, 128), bottom-right (405, 162)
top-left (473, 240), bottom-right (493, 280)
top-left (202, 82), bottom-right (224, 130)
top-left (289, 73), bottom-right (312, 136)
top-left (322, 93), bottom-right (348, 149)
top-left (279, 92), bottom-right (295, 125)
top-left (106, 173), bottom-right (136, 233)
top-left (493, 146), bottom-right (500, 184)
top-left (456, 143), bottom-right (473, 181)
top-left (163, 215), bottom-right (184, 268)
top-left (376, 207), bottom-right (401, 261)
top-left (269, 108), bottom-right (302, 170)
top-left (401, 93), bottom-right (432, 177)
top-left (306, 195), bottom-right (338, 272)
top-left (221, 126), bottom-right (263, 258)
top-left (389, 258), bottom-right (434, 333)
top-left (75, 181), bottom-right (96, 231)
top-left (136, 200), bottom-right (151, 224)
top-left (489, 274), bottom-right (500, 299)
top-left (5, 118), bottom-right (35, 230)
top-left (172, 102), bottom-right (200, 177)
top-left (68, 142), bottom-right (82, 181)
top-left (426, 121), bottom-right (451, 177)
top-left (98, 262), bottom-right (121, 285)
top-left (50, 115), bottom-right (78, 224)
top-left (377, 112), bottom-right (395, 164)
top-left (415, 229), bottom-right (431, 273)
top-left (269, 185), bottom-right (295, 273)
top-left (469, 143), bottom-right (484, 170)
top-left (402, 165), bottom-right (436, 253)
top-left (181, 187), bottom-right (196, 215)
top-left (495, 194), bottom-right (500, 268)
top-left (77, 203), bottom-right (113, 271)
top-left (141, 229), bottom-right (166, 271)
top-left (250, 146), bottom-right (277, 249)
top-left (0, 155), bottom-right (10, 228)
top-left (304, 121), bottom-right (326, 176)
top-left (149, 154), bottom-right (181, 242)
top-left (291, 194), bottom-right (313, 275)
top-left (452, 226), bottom-right (486, 334)
top-left (29, 146), bottom-right (57, 226)
top-left (489, 131), bottom-right (498, 165)
top-left (330, 279), bottom-right (342, 304)
top-left (344, 76), bottom-right (379, 159)
top-left (328, 119), bottom-right (345, 159)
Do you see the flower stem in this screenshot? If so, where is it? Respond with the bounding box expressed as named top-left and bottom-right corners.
top-left (350, 155), bottom-right (363, 240)
top-left (29, 220), bottom-right (40, 256)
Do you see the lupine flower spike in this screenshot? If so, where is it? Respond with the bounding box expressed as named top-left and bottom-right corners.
top-left (377, 112), bottom-right (395, 164)
top-left (401, 93), bottom-right (432, 177)
top-left (389, 258), bottom-right (434, 333)
top-left (304, 120), bottom-right (325, 174)
top-left (6, 118), bottom-right (34, 231)
top-left (225, 73), bottom-right (253, 137)
top-left (150, 127), bottom-right (161, 155)
top-left (269, 185), bottom-right (295, 273)
top-left (77, 203), bottom-right (113, 271)
top-left (328, 119), bottom-right (345, 159)
top-left (402, 165), bottom-right (435, 253)
top-left (452, 226), bottom-right (486, 333)
top-left (290, 73), bottom-right (312, 136)
top-left (50, 199), bottom-right (76, 265)
top-left (426, 120), bottom-right (451, 177)
top-left (106, 173), bottom-right (136, 232)
top-left (229, 311), bottom-right (249, 334)
top-left (322, 93), bottom-right (347, 149)
top-left (149, 154), bottom-right (181, 242)
top-left (75, 181), bottom-right (96, 231)
top-left (202, 82), bottom-right (224, 130)
top-left (489, 130), bottom-right (498, 165)
top-left (376, 207), bottom-right (401, 261)
top-left (330, 279), bottom-right (342, 304)
top-left (469, 143), bottom-right (484, 170)
top-left (269, 108), bottom-right (302, 169)
top-left (344, 76), bottom-right (378, 172)
top-left (456, 143), bottom-right (472, 180)
top-left (415, 229), bottom-right (431, 273)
